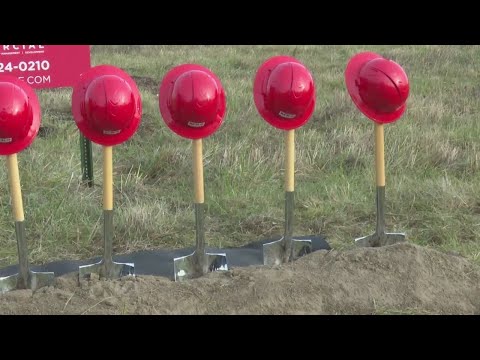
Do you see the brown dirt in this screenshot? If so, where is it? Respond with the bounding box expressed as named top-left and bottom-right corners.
top-left (1, 243), bottom-right (480, 315)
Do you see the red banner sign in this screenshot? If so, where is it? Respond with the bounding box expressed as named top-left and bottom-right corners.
top-left (0, 45), bottom-right (91, 89)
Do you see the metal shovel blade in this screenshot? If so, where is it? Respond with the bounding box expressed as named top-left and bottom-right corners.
top-left (173, 202), bottom-right (228, 282)
top-left (263, 237), bottom-right (312, 266)
top-left (263, 191), bottom-right (312, 266)
top-left (355, 232), bottom-right (406, 248)
top-left (174, 251), bottom-right (228, 282)
top-left (78, 210), bottom-right (135, 281)
top-left (0, 270), bottom-right (55, 294)
top-left (78, 259), bottom-right (135, 281)
top-left (355, 186), bottom-right (406, 248)
top-left (0, 221), bottom-right (55, 294)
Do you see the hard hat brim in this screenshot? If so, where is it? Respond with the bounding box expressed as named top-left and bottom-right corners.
top-left (345, 51), bottom-right (406, 124)
top-left (159, 64), bottom-right (226, 140)
top-left (254, 55), bottom-right (315, 131)
top-left (0, 75), bottom-right (41, 156)
top-left (72, 65), bottom-right (142, 146)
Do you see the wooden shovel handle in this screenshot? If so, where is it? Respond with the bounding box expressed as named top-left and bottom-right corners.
top-left (375, 123), bottom-right (386, 187)
top-left (6, 154), bottom-right (24, 222)
top-left (103, 146), bottom-right (114, 211)
top-left (193, 139), bottom-right (204, 204)
top-left (285, 130), bottom-right (295, 192)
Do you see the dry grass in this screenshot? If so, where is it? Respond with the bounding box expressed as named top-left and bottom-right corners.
top-left (0, 45), bottom-right (479, 268)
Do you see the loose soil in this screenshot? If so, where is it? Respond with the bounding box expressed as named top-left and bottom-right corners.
top-left (1, 243), bottom-right (479, 315)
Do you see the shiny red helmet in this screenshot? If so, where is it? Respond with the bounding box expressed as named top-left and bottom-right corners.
top-left (254, 55), bottom-right (315, 130)
top-left (72, 65), bottom-right (142, 146)
top-left (0, 75), bottom-right (41, 156)
top-left (159, 64), bottom-right (226, 140)
top-left (345, 52), bottom-right (410, 124)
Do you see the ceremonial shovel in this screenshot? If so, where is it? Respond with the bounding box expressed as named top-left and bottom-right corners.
top-left (355, 123), bottom-right (406, 247)
top-left (263, 129), bottom-right (312, 266)
top-left (173, 139), bottom-right (228, 281)
top-left (0, 154), bottom-right (55, 293)
top-left (78, 146), bottom-right (134, 280)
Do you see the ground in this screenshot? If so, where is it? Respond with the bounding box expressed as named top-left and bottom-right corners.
top-left (1, 45), bottom-right (480, 315)
top-left (1, 243), bottom-right (479, 315)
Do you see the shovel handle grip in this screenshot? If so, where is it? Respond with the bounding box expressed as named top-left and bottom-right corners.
top-left (285, 130), bottom-right (295, 192)
top-left (375, 123), bottom-right (386, 187)
top-left (193, 139), bottom-right (204, 204)
top-left (103, 146), bottom-right (114, 211)
top-left (6, 154), bottom-right (24, 222)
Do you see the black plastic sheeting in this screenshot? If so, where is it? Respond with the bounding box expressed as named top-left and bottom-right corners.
top-left (0, 235), bottom-right (330, 281)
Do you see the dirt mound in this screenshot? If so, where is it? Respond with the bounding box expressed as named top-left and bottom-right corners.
top-left (1, 243), bottom-right (479, 314)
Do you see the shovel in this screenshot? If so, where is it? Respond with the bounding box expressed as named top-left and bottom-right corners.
top-left (78, 146), bottom-right (134, 280)
top-left (173, 139), bottom-right (228, 281)
top-left (355, 123), bottom-right (406, 247)
top-left (0, 154), bottom-right (55, 294)
top-left (263, 129), bottom-right (312, 266)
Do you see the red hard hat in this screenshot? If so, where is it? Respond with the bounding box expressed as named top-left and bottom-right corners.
top-left (159, 64), bottom-right (226, 140)
top-left (254, 55), bottom-right (315, 130)
top-left (345, 52), bottom-right (410, 124)
top-left (0, 75), bottom-right (41, 156)
top-left (72, 65), bottom-right (142, 146)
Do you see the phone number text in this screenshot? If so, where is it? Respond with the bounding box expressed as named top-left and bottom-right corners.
top-left (0, 60), bottom-right (50, 73)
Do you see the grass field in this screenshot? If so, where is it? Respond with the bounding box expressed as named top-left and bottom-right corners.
top-left (0, 45), bottom-right (479, 268)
